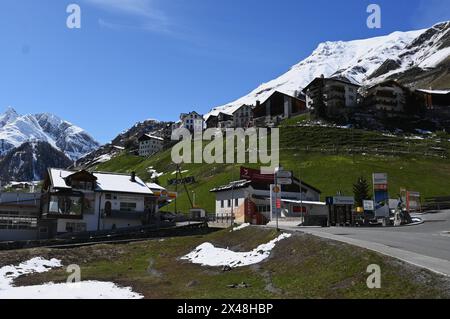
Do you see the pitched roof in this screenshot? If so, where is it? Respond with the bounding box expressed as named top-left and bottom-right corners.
top-left (366, 79), bottom-right (409, 91)
top-left (47, 168), bottom-right (153, 195)
top-left (302, 76), bottom-right (361, 92)
top-left (138, 134), bottom-right (164, 142)
top-left (210, 180), bottom-right (252, 192)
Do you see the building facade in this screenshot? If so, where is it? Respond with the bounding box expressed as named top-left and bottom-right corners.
top-left (210, 167), bottom-right (325, 225)
top-left (253, 91), bottom-right (307, 127)
top-left (0, 192), bottom-right (55, 241)
top-left (179, 111), bottom-right (204, 133)
top-left (41, 169), bottom-right (159, 234)
top-left (364, 80), bottom-right (408, 114)
top-left (138, 134), bottom-right (165, 157)
top-left (303, 76), bottom-right (360, 118)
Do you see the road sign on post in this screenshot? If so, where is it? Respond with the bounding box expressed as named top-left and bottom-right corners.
top-left (363, 200), bottom-right (374, 211)
top-left (276, 170), bottom-right (292, 185)
top-left (276, 170), bottom-right (292, 179)
top-left (277, 178), bottom-right (292, 185)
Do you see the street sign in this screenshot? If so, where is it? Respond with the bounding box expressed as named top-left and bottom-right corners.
top-left (277, 178), bottom-right (292, 185)
top-left (373, 173), bottom-right (388, 185)
top-left (333, 196), bottom-right (355, 205)
top-left (276, 170), bottom-right (292, 179)
top-left (363, 200), bottom-right (374, 211)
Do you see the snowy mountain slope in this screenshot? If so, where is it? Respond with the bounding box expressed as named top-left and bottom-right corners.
top-left (34, 113), bottom-right (100, 160)
top-left (0, 108), bottom-right (100, 160)
top-left (207, 21), bottom-right (450, 119)
top-left (0, 141), bottom-right (72, 182)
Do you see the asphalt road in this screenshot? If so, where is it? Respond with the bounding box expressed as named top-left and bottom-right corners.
top-left (271, 210), bottom-right (450, 276)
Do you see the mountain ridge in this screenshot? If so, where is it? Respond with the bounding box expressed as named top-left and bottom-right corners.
top-left (206, 21), bottom-right (450, 119)
top-left (0, 107), bottom-right (100, 161)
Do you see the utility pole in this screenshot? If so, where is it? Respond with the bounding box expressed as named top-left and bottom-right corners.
top-left (231, 168), bottom-right (235, 226)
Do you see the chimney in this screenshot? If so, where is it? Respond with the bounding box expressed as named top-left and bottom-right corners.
top-left (130, 171), bottom-right (136, 182)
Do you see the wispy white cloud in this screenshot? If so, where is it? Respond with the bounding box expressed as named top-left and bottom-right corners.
top-left (84, 0), bottom-right (170, 33)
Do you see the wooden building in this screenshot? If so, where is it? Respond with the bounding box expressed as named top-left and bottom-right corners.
top-left (252, 91), bottom-right (307, 127)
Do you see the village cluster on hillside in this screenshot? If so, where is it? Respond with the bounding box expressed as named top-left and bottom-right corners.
top-left (136, 76), bottom-right (450, 158)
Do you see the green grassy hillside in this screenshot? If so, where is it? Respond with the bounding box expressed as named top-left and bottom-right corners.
top-left (5, 227), bottom-right (450, 299)
top-left (95, 126), bottom-right (450, 213)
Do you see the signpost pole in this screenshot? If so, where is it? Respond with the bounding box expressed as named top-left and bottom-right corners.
top-left (275, 171), bottom-right (279, 232)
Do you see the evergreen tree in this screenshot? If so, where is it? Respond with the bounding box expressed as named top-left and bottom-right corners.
top-left (353, 176), bottom-right (371, 207)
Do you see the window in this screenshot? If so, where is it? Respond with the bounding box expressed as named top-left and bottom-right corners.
top-left (120, 202), bottom-right (137, 212)
top-left (220, 200), bottom-right (224, 208)
top-left (227, 200), bottom-right (232, 208)
top-left (105, 194), bottom-right (112, 200)
top-left (49, 195), bottom-right (83, 216)
top-left (235, 198), bottom-right (239, 207)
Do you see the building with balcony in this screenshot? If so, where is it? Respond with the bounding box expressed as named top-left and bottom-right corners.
top-left (364, 80), bottom-right (409, 114)
top-left (302, 76), bottom-right (360, 118)
top-left (205, 104), bottom-right (253, 129)
top-left (41, 168), bottom-right (158, 234)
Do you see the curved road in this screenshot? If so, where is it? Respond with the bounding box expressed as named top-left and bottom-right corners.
top-left (270, 210), bottom-right (450, 276)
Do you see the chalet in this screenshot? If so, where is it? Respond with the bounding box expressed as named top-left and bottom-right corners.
top-left (364, 80), bottom-right (409, 115)
top-left (253, 91), bottom-right (307, 127)
top-left (179, 111), bottom-right (204, 133)
top-left (41, 169), bottom-right (158, 234)
top-left (205, 104), bottom-right (253, 129)
top-left (210, 167), bottom-right (325, 225)
top-left (205, 115), bottom-right (219, 129)
top-left (302, 76), bottom-right (360, 118)
top-left (138, 134), bottom-right (164, 157)
top-left (216, 112), bottom-right (233, 128)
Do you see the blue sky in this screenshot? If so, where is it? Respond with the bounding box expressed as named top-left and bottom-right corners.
top-left (0, 0), bottom-right (449, 143)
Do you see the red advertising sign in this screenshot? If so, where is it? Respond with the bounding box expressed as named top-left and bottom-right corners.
top-left (240, 167), bottom-right (274, 183)
top-left (276, 199), bottom-right (282, 209)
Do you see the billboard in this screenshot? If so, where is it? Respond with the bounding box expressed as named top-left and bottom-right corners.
top-left (373, 173), bottom-right (389, 217)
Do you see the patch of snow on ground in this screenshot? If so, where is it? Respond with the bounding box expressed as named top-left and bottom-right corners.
top-left (0, 257), bottom-right (143, 299)
top-left (231, 223), bottom-right (250, 232)
top-left (181, 233), bottom-right (292, 268)
top-left (148, 168), bottom-right (164, 179)
top-left (0, 281), bottom-right (143, 299)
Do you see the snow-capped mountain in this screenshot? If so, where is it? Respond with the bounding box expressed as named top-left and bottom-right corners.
top-left (0, 141), bottom-right (72, 182)
top-left (0, 107), bottom-right (100, 160)
top-left (207, 21), bottom-right (450, 118)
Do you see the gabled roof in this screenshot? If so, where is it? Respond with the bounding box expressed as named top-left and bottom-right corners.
top-left (256, 90), bottom-right (305, 106)
top-left (180, 111), bottom-right (203, 120)
top-left (302, 76), bottom-right (361, 93)
top-left (204, 104), bottom-right (251, 121)
top-left (209, 177), bottom-right (322, 195)
top-left (366, 79), bottom-right (409, 91)
top-left (210, 180), bottom-right (252, 193)
top-left (47, 168), bottom-right (153, 195)
top-left (138, 134), bottom-right (164, 142)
